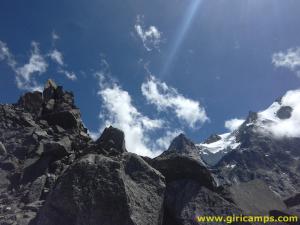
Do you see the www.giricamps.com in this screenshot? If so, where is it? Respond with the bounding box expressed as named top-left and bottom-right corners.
top-left (196, 215), bottom-right (299, 224)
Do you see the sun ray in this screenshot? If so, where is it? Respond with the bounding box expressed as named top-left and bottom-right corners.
top-left (160, 0), bottom-right (204, 78)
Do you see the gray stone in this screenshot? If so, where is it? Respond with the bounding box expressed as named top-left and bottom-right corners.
top-left (164, 180), bottom-right (242, 225)
top-left (36, 153), bottom-right (165, 225)
top-left (0, 141), bottom-right (6, 156)
top-left (229, 180), bottom-right (286, 215)
top-left (23, 175), bottom-right (47, 204)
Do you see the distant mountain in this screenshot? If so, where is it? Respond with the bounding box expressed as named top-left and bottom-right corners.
top-left (195, 90), bottom-right (300, 198)
top-left (0, 81), bottom-right (299, 225)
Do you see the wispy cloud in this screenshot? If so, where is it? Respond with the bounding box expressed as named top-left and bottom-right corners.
top-left (272, 47), bottom-right (300, 77)
top-left (0, 40), bottom-right (16, 68)
top-left (49, 49), bottom-right (64, 66)
top-left (0, 35), bottom-right (77, 90)
top-left (134, 15), bottom-right (163, 51)
top-left (0, 40), bottom-right (47, 91)
top-left (52, 31), bottom-right (60, 41)
top-left (48, 37), bottom-right (77, 81)
top-left (224, 118), bottom-right (244, 132)
top-left (141, 76), bottom-right (209, 128)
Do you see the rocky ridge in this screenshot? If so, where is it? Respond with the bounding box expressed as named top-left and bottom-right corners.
top-left (0, 80), bottom-right (299, 225)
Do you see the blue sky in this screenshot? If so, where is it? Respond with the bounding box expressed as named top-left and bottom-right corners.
top-left (1, 0), bottom-right (300, 156)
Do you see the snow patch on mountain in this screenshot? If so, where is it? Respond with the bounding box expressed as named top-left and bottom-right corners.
top-left (256, 89), bottom-right (300, 138)
top-left (198, 133), bottom-right (240, 154)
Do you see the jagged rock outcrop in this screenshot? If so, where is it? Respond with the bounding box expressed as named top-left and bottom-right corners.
top-left (161, 134), bottom-right (205, 164)
top-left (35, 153), bottom-right (165, 225)
top-left (0, 80), bottom-right (299, 225)
top-left (151, 154), bottom-right (215, 189)
top-left (150, 135), bottom-right (243, 225)
top-left (0, 80), bottom-right (91, 225)
top-left (163, 181), bottom-right (242, 225)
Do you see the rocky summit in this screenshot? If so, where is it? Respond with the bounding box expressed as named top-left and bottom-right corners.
top-left (0, 80), bottom-right (299, 225)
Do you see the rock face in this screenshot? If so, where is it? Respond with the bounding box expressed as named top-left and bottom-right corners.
top-left (215, 111), bottom-right (300, 198)
top-left (36, 153), bottom-right (165, 225)
top-left (161, 134), bottom-right (205, 164)
top-left (0, 80), bottom-right (299, 225)
top-left (0, 80), bottom-right (91, 225)
top-left (164, 182), bottom-right (242, 225)
top-left (229, 180), bottom-right (286, 215)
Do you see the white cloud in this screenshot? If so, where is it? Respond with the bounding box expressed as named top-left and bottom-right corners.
top-left (58, 69), bottom-right (77, 81)
top-left (0, 38), bottom-right (77, 90)
top-left (141, 76), bottom-right (209, 128)
top-left (225, 118), bottom-right (245, 132)
top-left (272, 47), bottom-right (300, 77)
top-left (0, 41), bottom-right (47, 91)
top-left (0, 41), bottom-right (17, 68)
top-left (134, 15), bottom-right (162, 51)
top-left (96, 74), bottom-right (165, 157)
top-left (16, 42), bottom-right (48, 83)
top-left (49, 49), bottom-right (63, 66)
top-left (257, 89), bottom-right (300, 138)
top-left (52, 31), bottom-right (60, 41)
top-left (48, 45), bottom-right (77, 81)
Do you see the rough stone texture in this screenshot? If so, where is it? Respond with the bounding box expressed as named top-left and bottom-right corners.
top-left (0, 80), bottom-right (299, 225)
top-left (215, 110), bottom-right (300, 199)
top-left (17, 92), bottom-right (43, 116)
top-left (285, 193), bottom-right (300, 208)
top-left (163, 180), bottom-right (243, 225)
top-left (151, 154), bottom-right (216, 190)
top-left (0, 141), bottom-right (6, 156)
top-left (0, 80), bottom-right (91, 225)
top-left (36, 153), bottom-right (165, 225)
top-left (95, 126), bottom-right (127, 155)
top-left (229, 180), bottom-right (286, 215)
top-left (161, 134), bottom-right (205, 164)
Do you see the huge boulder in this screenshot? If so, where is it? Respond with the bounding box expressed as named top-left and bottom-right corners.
top-left (17, 91), bottom-right (43, 116)
top-left (163, 180), bottom-right (243, 225)
top-left (161, 134), bottom-right (205, 163)
top-left (94, 126), bottom-right (127, 155)
top-left (41, 110), bottom-right (80, 130)
top-left (36, 153), bottom-right (166, 225)
top-left (151, 154), bottom-right (216, 190)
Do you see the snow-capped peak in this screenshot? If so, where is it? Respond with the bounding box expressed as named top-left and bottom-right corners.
top-left (197, 133), bottom-right (240, 154)
top-left (256, 89), bottom-right (300, 138)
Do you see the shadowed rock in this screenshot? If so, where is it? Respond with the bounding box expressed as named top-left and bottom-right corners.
top-left (277, 106), bottom-right (293, 120)
top-left (95, 126), bottom-right (127, 155)
top-left (36, 153), bottom-right (165, 225)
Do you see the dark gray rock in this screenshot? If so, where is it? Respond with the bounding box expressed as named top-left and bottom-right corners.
top-left (229, 180), bottom-right (286, 215)
top-left (203, 134), bottom-right (222, 144)
top-left (23, 175), bottom-right (47, 204)
top-left (161, 134), bottom-right (205, 164)
top-left (36, 153), bottom-right (165, 225)
top-left (0, 141), bottom-right (6, 156)
top-left (152, 154), bottom-right (216, 190)
top-left (284, 193), bottom-right (300, 208)
top-left (163, 180), bottom-right (242, 225)
top-left (41, 110), bottom-right (80, 130)
top-left (42, 137), bottom-right (72, 158)
top-left (277, 106), bottom-right (293, 120)
top-left (17, 91), bottom-right (43, 116)
top-left (95, 126), bottom-right (127, 155)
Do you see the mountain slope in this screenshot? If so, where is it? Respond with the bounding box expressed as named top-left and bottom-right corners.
top-left (0, 81), bottom-right (299, 225)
